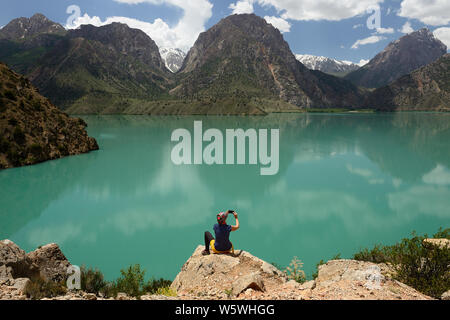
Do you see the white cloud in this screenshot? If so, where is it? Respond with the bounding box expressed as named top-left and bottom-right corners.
top-left (433, 27), bottom-right (450, 49)
top-left (256, 0), bottom-right (384, 21)
top-left (264, 16), bottom-right (291, 33)
top-left (351, 35), bottom-right (386, 49)
top-left (68, 0), bottom-right (213, 52)
top-left (376, 27), bottom-right (394, 34)
top-left (229, 0), bottom-right (254, 14)
top-left (423, 164), bottom-right (450, 185)
top-left (399, 21), bottom-right (414, 34)
top-left (398, 0), bottom-right (450, 26)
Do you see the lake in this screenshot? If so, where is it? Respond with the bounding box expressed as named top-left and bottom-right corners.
top-left (1, 113), bottom-right (449, 280)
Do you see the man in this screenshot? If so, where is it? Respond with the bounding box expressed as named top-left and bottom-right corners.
top-left (202, 210), bottom-right (239, 255)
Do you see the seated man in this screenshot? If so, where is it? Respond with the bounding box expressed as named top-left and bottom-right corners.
top-left (202, 210), bottom-right (239, 255)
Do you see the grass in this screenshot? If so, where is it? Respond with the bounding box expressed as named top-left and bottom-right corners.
top-left (79, 264), bottom-right (174, 299)
top-left (353, 228), bottom-right (449, 299)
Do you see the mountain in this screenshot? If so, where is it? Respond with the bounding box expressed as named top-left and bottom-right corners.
top-left (366, 54), bottom-right (450, 111)
top-left (0, 62), bottom-right (98, 169)
top-left (27, 23), bottom-right (173, 113)
top-left (295, 54), bottom-right (360, 76)
top-left (172, 14), bottom-right (363, 111)
top-left (345, 28), bottom-right (447, 89)
top-left (160, 48), bottom-right (186, 73)
top-left (0, 14), bottom-right (67, 75)
top-left (0, 13), bottom-right (66, 40)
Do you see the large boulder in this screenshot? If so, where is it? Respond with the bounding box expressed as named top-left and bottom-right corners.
top-left (171, 246), bottom-right (286, 297)
top-left (26, 243), bottom-right (71, 283)
top-left (311, 260), bottom-right (433, 300)
top-left (0, 240), bottom-right (34, 278)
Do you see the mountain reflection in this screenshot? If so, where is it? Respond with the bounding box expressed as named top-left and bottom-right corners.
top-left (0, 113), bottom-right (449, 279)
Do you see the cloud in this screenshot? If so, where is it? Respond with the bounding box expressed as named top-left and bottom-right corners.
top-left (264, 16), bottom-right (291, 33)
top-left (256, 0), bottom-right (384, 21)
top-left (229, 0), bottom-right (254, 14)
top-left (68, 0), bottom-right (213, 51)
top-left (351, 35), bottom-right (386, 49)
top-left (376, 27), bottom-right (394, 34)
top-left (423, 164), bottom-right (450, 186)
top-left (433, 27), bottom-right (450, 49)
top-left (399, 21), bottom-right (414, 34)
top-left (398, 0), bottom-right (450, 26)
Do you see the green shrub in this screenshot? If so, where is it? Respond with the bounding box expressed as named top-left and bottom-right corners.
top-left (156, 286), bottom-right (177, 297)
top-left (4, 90), bottom-right (16, 101)
top-left (80, 266), bottom-right (109, 295)
top-left (353, 228), bottom-right (450, 299)
top-left (143, 278), bottom-right (172, 294)
top-left (113, 264), bottom-right (146, 298)
top-left (13, 127), bottom-right (25, 144)
top-left (29, 143), bottom-right (43, 156)
top-left (24, 276), bottom-right (67, 300)
top-left (0, 139), bottom-right (10, 153)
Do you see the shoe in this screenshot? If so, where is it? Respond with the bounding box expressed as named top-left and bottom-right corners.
top-left (202, 250), bottom-right (210, 256)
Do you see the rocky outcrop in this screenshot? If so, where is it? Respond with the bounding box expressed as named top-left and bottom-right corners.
top-left (171, 246), bottom-right (433, 300)
top-left (366, 54), bottom-right (449, 111)
top-left (0, 240), bottom-right (34, 279)
top-left (345, 28), bottom-right (447, 88)
top-left (26, 244), bottom-right (71, 283)
top-left (171, 245), bottom-right (285, 298)
top-left (423, 238), bottom-right (450, 250)
top-left (0, 62), bottom-right (99, 169)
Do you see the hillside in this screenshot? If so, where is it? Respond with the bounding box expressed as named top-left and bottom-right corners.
top-left (366, 54), bottom-right (450, 111)
top-left (28, 23), bottom-right (174, 113)
top-left (0, 62), bottom-right (98, 169)
top-left (345, 28), bottom-right (447, 89)
top-left (172, 14), bottom-right (364, 111)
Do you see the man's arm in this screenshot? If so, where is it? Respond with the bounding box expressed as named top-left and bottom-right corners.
top-left (231, 211), bottom-right (239, 231)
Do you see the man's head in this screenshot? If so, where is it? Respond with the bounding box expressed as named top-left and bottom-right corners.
top-left (217, 212), bottom-right (228, 225)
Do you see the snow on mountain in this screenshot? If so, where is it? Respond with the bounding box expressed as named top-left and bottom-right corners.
top-left (159, 48), bottom-right (186, 73)
top-left (295, 54), bottom-right (360, 76)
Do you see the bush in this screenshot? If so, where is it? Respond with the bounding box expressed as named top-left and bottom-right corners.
top-left (81, 266), bottom-right (109, 295)
top-left (143, 278), bottom-right (172, 294)
top-left (113, 264), bottom-right (146, 298)
top-left (24, 276), bottom-right (67, 300)
top-left (4, 90), bottom-right (16, 101)
top-left (284, 257), bottom-right (306, 284)
top-left (13, 127), bottom-right (26, 144)
top-left (156, 286), bottom-right (177, 297)
top-left (29, 143), bottom-right (43, 156)
top-left (353, 228), bottom-right (450, 299)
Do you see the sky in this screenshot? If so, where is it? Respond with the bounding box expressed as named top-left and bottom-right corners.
top-left (0, 0), bottom-right (449, 66)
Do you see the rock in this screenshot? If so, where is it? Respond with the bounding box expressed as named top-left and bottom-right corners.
top-left (299, 280), bottom-right (315, 290)
top-left (423, 238), bottom-right (450, 250)
top-left (0, 265), bottom-right (13, 283)
top-left (11, 278), bottom-right (30, 294)
top-left (232, 273), bottom-right (265, 297)
top-left (26, 243), bottom-right (71, 283)
top-left (441, 290), bottom-right (450, 300)
top-left (0, 240), bottom-right (33, 278)
top-left (311, 260), bottom-right (432, 300)
top-left (85, 293), bottom-right (97, 301)
top-left (116, 293), bottom-right (130, 300)
top-left (171, 245), bottom-right (286, 297)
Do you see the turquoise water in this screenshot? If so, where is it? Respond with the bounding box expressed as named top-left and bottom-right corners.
top-left (1, 113), bottom-right (449, 280)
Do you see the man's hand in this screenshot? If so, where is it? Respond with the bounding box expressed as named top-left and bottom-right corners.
top-left (233, 211), bottom-right (238, 218)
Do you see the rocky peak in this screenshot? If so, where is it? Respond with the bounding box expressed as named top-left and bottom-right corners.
top-left (345, 28), bottom-right (447, 88)
top-left (160, 48), bottom-right (186, 73)
top-left (0, 13), bottom-right (66, 40)
top-left (67, 22), bottom-right (166, 71)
